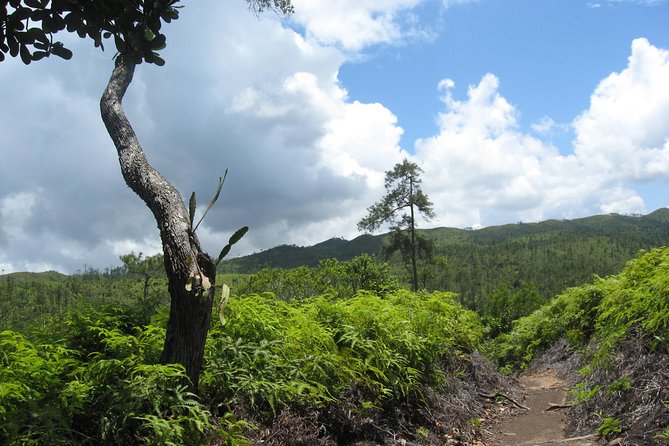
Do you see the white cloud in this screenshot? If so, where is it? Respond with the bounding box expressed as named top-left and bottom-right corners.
top-left (290, 0), bottom-right (434, 50)
top-left (318, 100), bottom-right (407, 188)
top-left (572, 38), bottom-right (669, 181)
top-left (415, 39), bottom-right (669, 228)
top-left (0, 0), bottom-right (667, 273)
top-left (416, 75), bottom-right (559, 227)
top-left (530, 116), bottom-right (572, 135)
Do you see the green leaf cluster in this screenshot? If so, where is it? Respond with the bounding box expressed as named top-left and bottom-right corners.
top-left (1, 0), bottom-right (181, 65)
top-left (596, 415), bottom-right (622, 438)
top-left (0, 330), bottom-right (78, 444)
top-left (489, 247), bottom-right (669, 370)
top-left (0, 304), bottom-right (213, 445)
top-left (1, 0), bottom-right (296, 64)
top-left (235, 254), bottom-right (399, 301)
top-left (202, 289), bottom-right (483, 421)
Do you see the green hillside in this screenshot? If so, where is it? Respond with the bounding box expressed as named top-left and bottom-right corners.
top-left (223, 209), bottom-right (669, 305)
top-left (1, 271), bottom-right (68, 282)
top-left (489, 246), bottom-right (669, 443)
top-left (2, 217), bottom-right (667, 445)
top-left (223, 234), bottom-right (384, 271)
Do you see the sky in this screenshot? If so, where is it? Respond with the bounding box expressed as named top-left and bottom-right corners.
top-left (1, 0), bottom-right (668, 274)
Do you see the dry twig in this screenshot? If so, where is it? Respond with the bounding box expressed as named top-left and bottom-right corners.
top-left (545, 402), bottom-right (572, 411)
top-left (478, 392), bottom-right (530, 411)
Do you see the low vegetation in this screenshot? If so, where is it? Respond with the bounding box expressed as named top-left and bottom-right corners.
top-left (2, 222), bottom-right (668, 445)
top-left (490, 247), bottom-right (669, 444)
top-left (203, 290), bottom-right (487, 444)
top-left (1, 256), bottom-right (505, 445)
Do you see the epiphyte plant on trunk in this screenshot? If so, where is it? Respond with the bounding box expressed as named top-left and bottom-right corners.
top-left (2, 0), bottom-right (293, 391)
top-left (185, 171), bottom-right (249, 295)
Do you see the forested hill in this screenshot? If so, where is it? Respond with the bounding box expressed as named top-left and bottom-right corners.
top-left (1, 271), bottom-right (67, 282)
top-left (223, 208), bottom-right (669, 302)
top-left (223, 234), bottom-right (385, 271)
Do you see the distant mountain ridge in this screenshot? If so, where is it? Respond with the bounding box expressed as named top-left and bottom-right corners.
top-left (225, 209), bottom-right (669, 270)
top-left (223, 209), bottom-right (669, 302)
top-left (0, 270), bottom-right (67, 281)
top-left (224, 234), bottom-right (384, 271)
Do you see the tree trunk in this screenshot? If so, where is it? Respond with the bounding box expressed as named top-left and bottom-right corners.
top-left (100, 55), bottom-right (216, 391)
top-left (409, 180), bottom-right (418, 292)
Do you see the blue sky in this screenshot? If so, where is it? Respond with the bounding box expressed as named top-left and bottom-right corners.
top-left (1, 0), bottom-right (668, 273)
top-left (340, 0), bottom-right (669, 152)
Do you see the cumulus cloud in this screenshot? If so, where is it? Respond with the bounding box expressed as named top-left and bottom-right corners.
top-left (0, 0), bottom-right (409, 273)
top-left (0, 0), bottom-right (667, 274)
top-left (415, 74), bottom-right (558, 227)
top-left (414, 38), bottom-right (669, 228)
top-left (572, 38), bottom-right (669, 181)
top-left (290, 0), bottom-right (436, 50)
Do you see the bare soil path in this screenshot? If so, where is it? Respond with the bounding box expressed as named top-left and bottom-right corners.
top-left (487, 369), bottom-right (598, 446)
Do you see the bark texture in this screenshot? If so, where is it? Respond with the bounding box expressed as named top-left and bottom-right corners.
top-left (100, 55), bottom-right (216, 391)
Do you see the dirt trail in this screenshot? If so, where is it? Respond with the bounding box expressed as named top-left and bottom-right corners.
top-left (488, 369), bottom-right (598, 446)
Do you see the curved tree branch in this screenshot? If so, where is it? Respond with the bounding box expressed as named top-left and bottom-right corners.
top-left (100, 55), bottom-right (200, 279)
top-left (100, 55), bottom-right (216, 390)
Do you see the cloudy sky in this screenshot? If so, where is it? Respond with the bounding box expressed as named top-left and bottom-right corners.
top-left (1, 0), bottom-right (668, 273)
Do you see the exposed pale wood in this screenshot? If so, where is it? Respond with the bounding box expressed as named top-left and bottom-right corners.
top-left (479, 391), bottom-right (531, 411)
top-left (546, 402), bottom-right (573, 411)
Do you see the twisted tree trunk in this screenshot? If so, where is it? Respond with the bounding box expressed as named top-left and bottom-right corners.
top-left (100, 55), bottom-right (216, 391)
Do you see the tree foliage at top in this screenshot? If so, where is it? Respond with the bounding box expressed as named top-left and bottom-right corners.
top-left (358, 159), bottom-right (435, 292)
top-left (1, 0), bottom-right (180, 65)
top-left (1, 0), bottom-right (294, 64)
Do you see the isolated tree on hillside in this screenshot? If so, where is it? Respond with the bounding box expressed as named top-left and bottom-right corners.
top-left (2, 0), bottom-right (294, 391)
top-left (358, 159), bottom-right (435, 292)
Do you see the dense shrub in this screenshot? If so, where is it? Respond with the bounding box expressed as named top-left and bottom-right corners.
top-left (235, 254), bottom-right (399, 301)
top-left (488, 247), bottom-right (669, 443)
top-left (2, 275), bottom-right (485, 445)
top-left (202, 290), bottom-right (483, 425)
top-left (595, 247), bottom-right (669, 360)
top-left (0, 304), bottom-right (214, 446)
top-left (0, 331), bottom-right (78, 445)
top-left (490, 247), bottom-right (669, 371)
top-left (488, 284), bottom-right (603, 371)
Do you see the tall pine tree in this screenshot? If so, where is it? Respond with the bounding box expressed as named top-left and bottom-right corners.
top-left (358, 159), bottom-right (435, 291)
